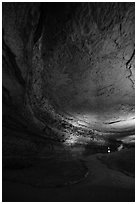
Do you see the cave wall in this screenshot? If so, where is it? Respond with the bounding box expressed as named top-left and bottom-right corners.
top-left (2, 3), bottom-right (135, 137)
top-left (38, 3), bottom-right (135, 130)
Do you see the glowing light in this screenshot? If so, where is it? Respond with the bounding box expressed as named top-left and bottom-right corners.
top-left (108, 147), bottom-right (111, 153)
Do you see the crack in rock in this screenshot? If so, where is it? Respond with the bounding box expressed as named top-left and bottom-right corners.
top-left (126, 49), bottom-right (135, 88)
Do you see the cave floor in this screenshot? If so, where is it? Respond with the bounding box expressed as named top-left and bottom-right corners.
top-left (2, 147), bottom-right (135, 202)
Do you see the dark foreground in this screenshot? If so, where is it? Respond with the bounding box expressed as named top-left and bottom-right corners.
top-left (3, 146), bottom-right (135, 202)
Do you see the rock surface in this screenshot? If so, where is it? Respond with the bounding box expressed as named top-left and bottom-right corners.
top-left (3, 3), bottom-right (135, 140)
top-left (2, 3), bottom-right (135, 202)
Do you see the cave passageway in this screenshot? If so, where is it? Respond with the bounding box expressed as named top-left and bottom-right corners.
top-left (2, 2), bottom-right (135, 202)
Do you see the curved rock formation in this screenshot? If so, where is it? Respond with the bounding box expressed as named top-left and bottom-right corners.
top-left (2, 3), bottom-right (135, 202)
top-left (2, 2), bottom-right (135, 147)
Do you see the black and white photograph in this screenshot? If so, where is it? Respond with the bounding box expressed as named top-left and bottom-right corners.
top-left (2, 1), bottom-right (135, 202)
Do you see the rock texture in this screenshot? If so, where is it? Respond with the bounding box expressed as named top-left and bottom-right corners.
top-left (2, 3), bottom-right (135, 202)
top-left (2, 3), bottom-right (135, 147)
